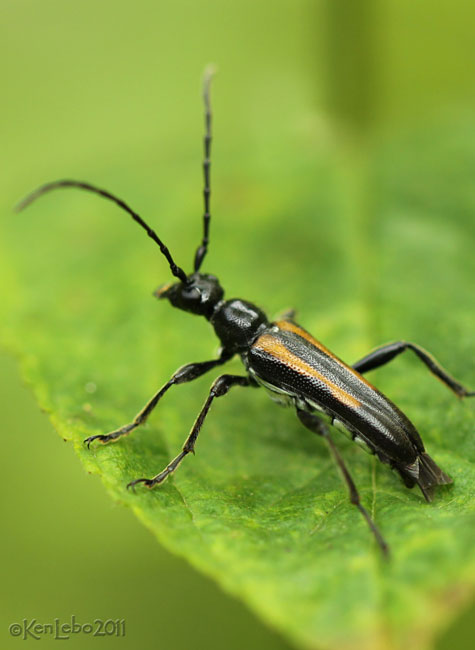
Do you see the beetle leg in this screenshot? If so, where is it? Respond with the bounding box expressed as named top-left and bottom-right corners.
top-left (276, 308), bottom-right (297, 322)
top-left (127, 374), bottom-right (251, 490)
top-left (297, 409), bottom-right (389, 557)
top-left (84, 349), bottom-right (233, 447)
top-left (352, 341), bottom-right (474, 398)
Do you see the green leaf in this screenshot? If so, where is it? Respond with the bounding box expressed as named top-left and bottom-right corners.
top-left (1, 120), bottom-right (474, 650)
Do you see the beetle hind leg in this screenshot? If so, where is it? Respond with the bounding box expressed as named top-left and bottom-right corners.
top-left (297, 409), bottom-right (389, 557)
top-left (352, 341), bottom-right (474, 398)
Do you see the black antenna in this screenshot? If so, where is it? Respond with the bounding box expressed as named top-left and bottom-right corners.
top-left (15, 180), bottom-right (188, 283)
top-left (194, 65), bottom-right (216, 272)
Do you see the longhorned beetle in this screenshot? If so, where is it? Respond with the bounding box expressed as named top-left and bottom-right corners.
top-left (17, 68), bottom-right (474, 556)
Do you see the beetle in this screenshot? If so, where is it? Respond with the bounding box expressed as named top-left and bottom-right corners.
top-left (17, 68), bottom-right (474, 556)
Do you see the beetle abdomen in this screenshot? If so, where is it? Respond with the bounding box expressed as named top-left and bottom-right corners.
top-left (245, 320), bottom-right (452, 499)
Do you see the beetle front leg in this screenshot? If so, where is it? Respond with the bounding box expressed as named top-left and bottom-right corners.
top-left (297, 409), bottom-right (389, 557)
top-left (352, 341), bottom-right (474, 398)
top-left (84, 350), bottom-right (233, 447)
top-left (128, 374), bottom-right (251, 490)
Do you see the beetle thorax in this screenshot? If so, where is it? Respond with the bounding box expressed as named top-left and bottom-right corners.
top-left (210, 299), bottom-right (269, 352)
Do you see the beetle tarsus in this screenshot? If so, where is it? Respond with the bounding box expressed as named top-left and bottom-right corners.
top-left (127, 450), bottom-right (188, 490)
top-left (84, 434), bottom-right (109, 448)
top-left (83, 427), bottom-right (133, 448)
top-left (355, 502), bottom-right (390, 558)
top-left (126, 477), bottom-right (155, 491)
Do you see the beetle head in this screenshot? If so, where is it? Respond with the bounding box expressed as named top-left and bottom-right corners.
top-left (155, 272), bottom-right (224, 319)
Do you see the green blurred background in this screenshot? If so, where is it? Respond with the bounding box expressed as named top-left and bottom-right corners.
top-left (1, 1), bottom-right (474, 649)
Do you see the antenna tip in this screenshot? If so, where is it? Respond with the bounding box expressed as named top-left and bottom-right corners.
top-left (203, 63), bottom-right (218, 82)
top-left (13, 198), bottom-right (28, 213)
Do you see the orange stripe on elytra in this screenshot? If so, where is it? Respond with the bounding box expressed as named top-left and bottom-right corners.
top-left (275, 320), bottom-right (375, 389)
top-left (276, 320), bottom-right (341, 360)
top-left (255, 333), bottom-right (361, 408)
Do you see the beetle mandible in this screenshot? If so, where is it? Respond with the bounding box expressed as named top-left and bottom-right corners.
top-left (17, 68), bottom-right (474, 556)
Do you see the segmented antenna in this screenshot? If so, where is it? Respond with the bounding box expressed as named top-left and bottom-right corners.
top-left (194, 65), bottom-right (216, 272)
top-left (15, 180), bottom-right (188, 283)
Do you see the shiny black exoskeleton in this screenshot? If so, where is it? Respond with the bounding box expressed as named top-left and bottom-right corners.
top-left (17, 69), bottom-right (474, 556)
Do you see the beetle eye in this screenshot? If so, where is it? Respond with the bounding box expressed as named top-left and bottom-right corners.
top-left (184, 286), bottom-right (201, 301)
